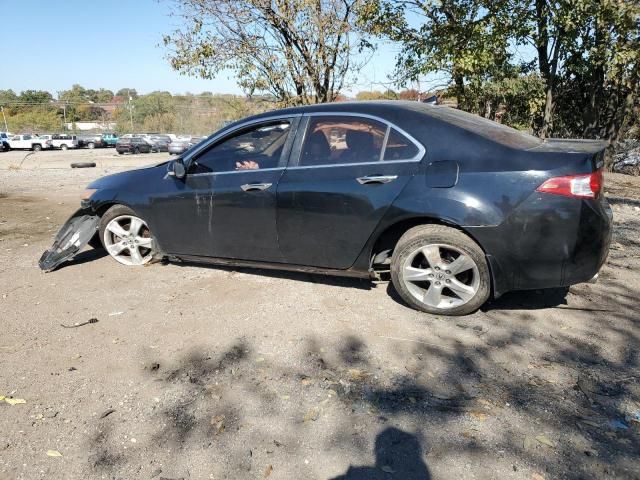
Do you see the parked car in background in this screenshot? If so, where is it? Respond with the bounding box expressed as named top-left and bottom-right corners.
top-left (77, 134), bottom-right (103, 149)
top-left (42, 102), bottom-right (612, 315)
top-left (101, 133), bottom-right (118, 147)
top-left (115, 137), bottom-right (152, 154)
top-left (8, 134), bottom-right (52, 151)
top-left (0, 132), bottom-right (11, 151)
top-left (168, 136), bottom-right (206, 155)
top-left (38, 134), bottom-right (78, 150)
top-left (149, 135), bottom-right (171, 152)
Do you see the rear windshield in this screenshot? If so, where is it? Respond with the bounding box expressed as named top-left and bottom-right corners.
top-left (409, 103), bottom-right (543, 149)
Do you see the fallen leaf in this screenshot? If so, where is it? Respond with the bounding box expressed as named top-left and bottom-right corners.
top-left (535, 434), bottom-right (556, 448)
top-left (381, 466), bottom-right (396, 473)
top-left (46, 450), bottom-right (63, 457)
top-left (300, 378), bottom-right (312, 386)
top-left (347, 369), bottom-right (367, 380)
top-left (408, 396), bottom-right (417, 404)
top-left (4, 397), bottom-right (26, 405)
top-left (264, 465), bottom-right (273, 477)
top-left (468, 411), bottom-right (487, 422)
top-left (211, 415), bottom-right (226, 434)
top-left (531, 473), bottom-right (545, 480)
top-left (303, 407), bottom-right (320, 422)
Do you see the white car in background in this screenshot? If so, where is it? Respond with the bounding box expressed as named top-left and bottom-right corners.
top-left (8, 134), bottom-right (52, 151)
top-left (38, 134), bottom-right (79, 150)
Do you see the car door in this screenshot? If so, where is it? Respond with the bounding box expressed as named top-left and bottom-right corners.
top-left (277, 114), bottom-right (425, 269)
top-left (148, 116), bottom-right (299, 262)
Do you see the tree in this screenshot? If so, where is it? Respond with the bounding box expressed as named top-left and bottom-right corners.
top-left (163, 0), bottom-right (373, 105)
top-left (362, 0), bottom-right (639, 149)
top-left (116, 88), bottom-right (138, 99)
top-left (361, 0), bottom-right (516, 109)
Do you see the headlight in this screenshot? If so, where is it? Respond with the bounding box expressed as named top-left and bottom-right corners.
top-left (80, 188), bottom-right (97, 200)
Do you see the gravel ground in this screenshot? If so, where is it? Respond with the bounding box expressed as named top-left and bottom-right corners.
top-left (0, 149), bottom-right (639, 480)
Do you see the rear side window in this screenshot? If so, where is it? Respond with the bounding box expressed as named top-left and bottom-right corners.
top-left (384, 128), bottom-right (420, 161)
top-left (299, 116), bottom-right (386, 167)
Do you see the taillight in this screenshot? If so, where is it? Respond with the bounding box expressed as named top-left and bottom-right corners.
top-left (536, 170), bottom-right (603, 199)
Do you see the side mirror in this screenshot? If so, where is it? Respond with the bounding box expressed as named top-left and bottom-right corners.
top-left (168, 158), bottom-right (186, 179)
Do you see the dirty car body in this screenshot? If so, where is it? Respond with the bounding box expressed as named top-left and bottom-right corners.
top-left (41, 101), bottom-right (612, 315)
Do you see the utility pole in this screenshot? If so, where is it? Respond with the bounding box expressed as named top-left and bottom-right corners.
top-left (0, 106), bottom-right (8, 132)
top-left (127, 89), bottom-right (134, 131)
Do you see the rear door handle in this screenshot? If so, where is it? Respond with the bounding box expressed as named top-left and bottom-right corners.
top-left (356, 175), bottom-right (398, 185)
top-left (241, 182), bottom-right (272, 192)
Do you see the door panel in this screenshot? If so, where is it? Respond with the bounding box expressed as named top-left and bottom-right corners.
top-left (209, 169), bottom-right (284, 261)
top-left (276, 114), bottom-right (423, 269)
top-left (277, 163), bottom-right (416, 268)
top-left (147, 117), bottom-right (297, 261)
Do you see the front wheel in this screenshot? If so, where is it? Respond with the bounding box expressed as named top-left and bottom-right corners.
top-left (60, 144), bottom-right (68, 151)
top-left (32, 144), bottom-right (42, 152)
top-left (87, 142), bottom-right (95, 149)
top-left (390, 225), bottom-right (490, 316)
top-left (99, 205), bottom-right (155, 266)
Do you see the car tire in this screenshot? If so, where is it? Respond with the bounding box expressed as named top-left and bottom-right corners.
top-left (390, 224), bottom-right (490, 316)
top-left (133, 147), bottom-right (140, 154)
top-left (32, 144), bottom-right (42, 152)
top-left (60, 144), bottom-right (68, 151)
top-left (70, 162), bottom-right (96, 168)
top-left (99, 205), bottom-right (155, 266)
top-left (87, 142), bottom-right (95, 149)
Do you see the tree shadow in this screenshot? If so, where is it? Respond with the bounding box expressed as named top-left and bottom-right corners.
top-left (330, 427), bottom-right (431, 480)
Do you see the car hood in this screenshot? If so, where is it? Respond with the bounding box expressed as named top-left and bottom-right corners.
top-left (87, 161), bottom-right (169, 190)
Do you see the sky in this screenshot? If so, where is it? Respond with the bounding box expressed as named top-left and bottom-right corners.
top-left (1, 0), bottom-right (403, 97)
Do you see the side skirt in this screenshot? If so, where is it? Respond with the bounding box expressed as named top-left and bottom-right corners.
top-left (174, 254), bottom-right (373, 280)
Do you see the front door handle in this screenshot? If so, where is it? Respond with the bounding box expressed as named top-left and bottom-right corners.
top-left (356, 175), bottom-right (398, 185)
top-left (241, 182), bottom-right (272, 192)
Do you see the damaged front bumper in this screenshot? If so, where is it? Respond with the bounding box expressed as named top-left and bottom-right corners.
top-left (39, 209), bottom-right (99, 272)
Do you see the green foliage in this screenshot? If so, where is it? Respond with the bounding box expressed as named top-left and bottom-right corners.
top-left (355, 90), bottom-right (398, 100)
top-left (6, 110), bottom-right (62, 132)
top-left (362, 0), bottom-right (639, 149)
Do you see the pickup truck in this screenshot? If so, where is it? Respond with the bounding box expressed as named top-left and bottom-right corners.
top-left (38, 134), bottom-right (78, 150)
top-left (8, 134), bottom-right (52, 151)
top-left (77, 134), bottom-right (103, 149)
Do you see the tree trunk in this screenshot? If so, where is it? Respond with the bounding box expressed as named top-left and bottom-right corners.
top-left (540, 86), bottom-right (554, 139)
top-left (454, 74), bottom-right (466, 110)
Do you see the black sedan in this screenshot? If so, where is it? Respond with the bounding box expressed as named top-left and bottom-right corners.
top-left (115, 137), bottom-right (152, 155)
top-left (40, 102), bottom-right (612, 315)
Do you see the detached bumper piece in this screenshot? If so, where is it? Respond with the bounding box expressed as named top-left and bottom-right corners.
top-left (39, 209), bottom-right (99, 272)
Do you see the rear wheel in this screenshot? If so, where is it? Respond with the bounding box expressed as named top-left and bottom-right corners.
top-left (390, 225), bottom-right (490, 316)
top-left (87, 142), bottom-right (95, 149)
top-left (60, 144), bottom-right (68, 151)
top-left (99, 205), bottom-right (154, 266)
top-left (32, 144), bottom-right (42, 152)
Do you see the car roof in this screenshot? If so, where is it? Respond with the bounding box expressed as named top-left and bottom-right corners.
top-left (240, 100), bottom-right (543, 150)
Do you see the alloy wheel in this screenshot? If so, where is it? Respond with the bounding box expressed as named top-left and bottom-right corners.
top-left (400, 243), bottom-right (480, 310)
top-left (103, 215), bottom-right (154, 265)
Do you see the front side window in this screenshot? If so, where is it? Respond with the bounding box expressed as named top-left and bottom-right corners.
top-left (299, 116), bottom-right (387, 167)
top-left (192, 121), bottom-right (291, 173)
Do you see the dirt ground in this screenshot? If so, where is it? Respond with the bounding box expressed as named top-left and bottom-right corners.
top-left (0, 148), bottom-right (639, 480)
